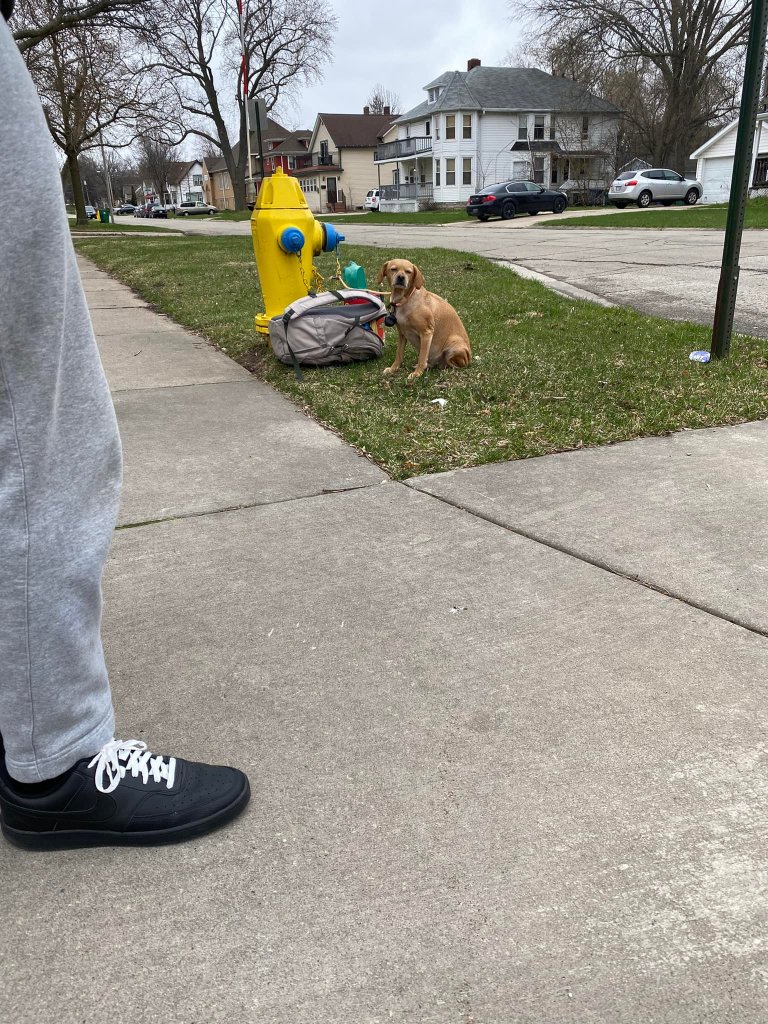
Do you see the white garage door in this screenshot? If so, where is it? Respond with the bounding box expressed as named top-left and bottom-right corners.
top-left (700, 156), bottom-right (733, 204)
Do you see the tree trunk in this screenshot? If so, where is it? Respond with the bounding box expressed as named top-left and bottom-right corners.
top-left (68, 151), bottom-right (89, 225)
top-left (232, 169), bottom-right (247, 210)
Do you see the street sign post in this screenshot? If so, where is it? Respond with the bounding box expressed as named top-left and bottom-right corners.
top-left (711, 0), bottom-right (768, 358)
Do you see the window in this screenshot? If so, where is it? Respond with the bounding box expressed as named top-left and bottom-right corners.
top-left (462, 157), bottom-right (472, 185)
top-left (192, 174), bottom-right (203, 186)
top-left (445, 115), bottom-right (456, 140)
top-left (288, 156), bottom-right (297, 169)
top-left (534, 115), bottom-right (545, 141)
top-left (506, 182), bottom-right (525, 193)
top-left (219, 173), bottom-right (227, 189)
top-left (463, 114), bottom-right (472, 139)
top-left (445, 157), bottom-right (456, 185)
top-left (425, 120), bottom-right (431, 136)
top-left (754, 157), bottom-right (768, 187)
top-left (581, 115), bottom-right (589, 138)
top-left (549, 120), bottom-right (556, 141)
top-left (428, 87), bottom-right (441, 103)
top-left (434, 159), bottom-right (441, 186)
top-left (532, 156), bottom-right (545, 183)
top-left (518, 114), bottom-right (528, 140)
top-left (320, 141), bottom-right (329, 164)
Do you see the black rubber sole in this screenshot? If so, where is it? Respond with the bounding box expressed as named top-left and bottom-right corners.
top-left (1, 778), bottom-right (250, 850)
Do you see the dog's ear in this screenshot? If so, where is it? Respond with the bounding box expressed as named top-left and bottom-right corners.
top-left (375, 261), bottom-right (389, 286)
top-left (412, 264), bottom-right (425, 290)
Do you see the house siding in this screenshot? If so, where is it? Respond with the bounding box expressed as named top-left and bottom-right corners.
top-left (389, 108), bottom-right (619, 202)
top-left (694, 117), bottom-right (768, 203)
top-left (298, 118), bottom-right (381, 212)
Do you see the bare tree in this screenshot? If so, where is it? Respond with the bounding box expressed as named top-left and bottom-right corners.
top-left (11, 0), bottom-right (150, 51)
top-left (138, 0), bottom-right (335, 210)
top-left (517, 0), bottom-right (749, 170)
top-left (366, 84), bottom-right (401, 115)
top-left (21, 7), bottom-right (151, 223)
top-left (137, 133), bottom-right (181, 203)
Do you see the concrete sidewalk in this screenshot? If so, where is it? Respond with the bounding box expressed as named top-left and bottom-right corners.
top-left (3, 259), bottom-right (768, 1023)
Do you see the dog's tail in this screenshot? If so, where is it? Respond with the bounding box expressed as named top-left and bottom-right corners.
top-left (443, 341), bottom-right (472, 368)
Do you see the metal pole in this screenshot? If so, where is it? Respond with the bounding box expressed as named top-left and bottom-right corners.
top-left (99, 131), bottom-right (116, 212)
top-left (711, 0), bottom-right (768, 358)
top-left (253, 98), bottom-right (265, 186)
top-left (237, 0), bottom-right (255, 205)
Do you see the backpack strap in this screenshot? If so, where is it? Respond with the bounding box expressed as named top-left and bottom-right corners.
top-left (281, 310), bottom-right (304, 381)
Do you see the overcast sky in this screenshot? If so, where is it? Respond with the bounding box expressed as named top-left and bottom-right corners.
top-left (283, 0), bottom-right (526, 130)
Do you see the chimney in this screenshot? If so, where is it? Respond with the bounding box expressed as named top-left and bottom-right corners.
top-left (467, 58), bottom-right (481, 71)
top-left (383, 105), bottom-right (391, 116)
top-left (363, 105), bottom-right (370, 115)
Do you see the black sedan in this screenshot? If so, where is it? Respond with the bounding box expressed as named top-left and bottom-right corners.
top-left (466, 180), bottom-right (568, 221)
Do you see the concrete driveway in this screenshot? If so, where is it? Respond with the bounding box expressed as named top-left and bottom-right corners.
top-left (139, 211), bottom-right (768, 339)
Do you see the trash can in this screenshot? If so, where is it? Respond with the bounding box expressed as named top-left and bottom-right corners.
top-left (100, 209), bottom-right (110, 224)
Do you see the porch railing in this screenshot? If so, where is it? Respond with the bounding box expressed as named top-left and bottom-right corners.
top-left (294, 152), bottom-right (341, 170)
top-left (375, 137), bottom-right (433, 162)
top-left (380, 183), bottom-right (433, 201)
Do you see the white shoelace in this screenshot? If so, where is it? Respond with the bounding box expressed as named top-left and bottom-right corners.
top-left (88, 739), bottom-right (177, 795)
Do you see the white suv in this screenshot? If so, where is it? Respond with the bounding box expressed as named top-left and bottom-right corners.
top-left (608, 169), bottom-right (702, 208)
top-left (364, 188), bottom-right (381, 211)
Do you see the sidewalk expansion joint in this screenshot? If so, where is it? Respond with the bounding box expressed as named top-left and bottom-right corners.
top-left (407, 482), bottom-right (768, 642)
top-left (115, 481), bottom-right (382, 530)
top-left (110, 378), bottom-right (252, 394)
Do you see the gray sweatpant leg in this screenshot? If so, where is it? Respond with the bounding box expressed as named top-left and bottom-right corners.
top-left (0, 19), bottom-right (122, 782)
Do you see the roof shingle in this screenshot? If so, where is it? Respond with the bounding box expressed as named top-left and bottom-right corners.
top-left (318, 113), bottom-right (396, 147)
top-left (399, 65), bottom-right (621, 121)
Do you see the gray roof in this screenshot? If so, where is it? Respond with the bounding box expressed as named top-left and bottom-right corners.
top-left (399, 65), bottom-right (621, 122)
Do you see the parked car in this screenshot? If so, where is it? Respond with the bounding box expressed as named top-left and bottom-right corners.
top-left (466, 180), bottom-right (568, 221)
top-left (608, 169), bottom-right (702, 208)
top-left (176, 200), bottom-right (218, 216)
top-left (114, 203), bottom-right (136, 215)
top-left (364, 188), bottom-right (381, 212)
top-left (149, 204), bottom-right (168, 218)
top-left (84, 205), bottom-right (97, 219)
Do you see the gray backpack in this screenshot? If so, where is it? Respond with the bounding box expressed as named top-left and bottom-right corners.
top-left (269, 289), bottom-right (386, 379)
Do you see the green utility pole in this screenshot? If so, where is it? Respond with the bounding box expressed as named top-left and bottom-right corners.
top-left (711, 0), bottom-right (768, 358)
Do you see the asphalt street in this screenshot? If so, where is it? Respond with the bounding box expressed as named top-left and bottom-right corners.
top-left (139, 208), bottom-right (768, 339)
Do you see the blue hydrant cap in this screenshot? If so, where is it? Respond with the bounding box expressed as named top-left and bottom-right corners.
top-left (322, 223), bottom-right (345, 252)
top-left (280, 226), bottom-right (305, 253)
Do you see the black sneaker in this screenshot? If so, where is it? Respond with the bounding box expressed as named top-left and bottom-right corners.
top-left (0, 739), bottom-right (250, 850)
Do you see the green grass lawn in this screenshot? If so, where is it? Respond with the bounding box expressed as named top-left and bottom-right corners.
top-left (212, 209), bottom-right (468, 225)
top-left (73, 234), bottom-right (768, 479)
top-left (69, 218), bottom-right (180, 234)
top-left (545, 196), bottom-right (768, 229)
top-left (211, 210), bottom-right (252, 221)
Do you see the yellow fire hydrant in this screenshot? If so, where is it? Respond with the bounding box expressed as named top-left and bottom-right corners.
top-left (250, 167), bottom-right (345, 334)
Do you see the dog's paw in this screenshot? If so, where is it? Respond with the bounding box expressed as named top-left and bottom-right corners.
top-left (382, 366), bottom-right (397, 376)
top-left (406, 371), bottom-right (423, 385)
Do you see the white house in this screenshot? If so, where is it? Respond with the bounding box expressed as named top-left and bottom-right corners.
top-left (690, 113), bottom-right (768, 204)
top-left (374, 59), bottom-right (621, 209)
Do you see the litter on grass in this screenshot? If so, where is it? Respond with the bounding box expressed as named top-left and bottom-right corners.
top-left (431, 398), bottom-right (448, 408)
top-left (689, 350), bottom-right (711, 363)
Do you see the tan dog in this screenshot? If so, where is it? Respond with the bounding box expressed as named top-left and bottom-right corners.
top-left (375, 259), bottom-right (472, 382)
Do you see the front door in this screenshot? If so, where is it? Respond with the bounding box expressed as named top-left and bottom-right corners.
top-left (326, 176), bottom-right (338, 204)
